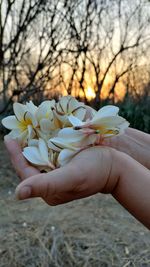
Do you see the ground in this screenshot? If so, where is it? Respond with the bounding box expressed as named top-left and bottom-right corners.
top-left (0, 136), bottom-right (150, 267)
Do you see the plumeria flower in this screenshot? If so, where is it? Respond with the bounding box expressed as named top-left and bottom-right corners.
top-left (68, 105), bottom-right (129, 140)
top-left (36, 100), bottom-right (55, 120)
top-left (48, 127), bottom-right (98, 166)
top-left (53, 95), bottom-right (87, 128)
top-left (2, 101), bottom-right (38, 145)
top-left (35, 100), bottom-right (57, 141)
top-left (23, 138), bottom-right (56, 170)
top-left (48, 127), bottom-right (97, 151)
top-left (2, 97), bottom-right (130, 170)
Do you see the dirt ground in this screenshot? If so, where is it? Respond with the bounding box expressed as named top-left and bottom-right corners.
top-left (0, 136), bottom-right (150, 267)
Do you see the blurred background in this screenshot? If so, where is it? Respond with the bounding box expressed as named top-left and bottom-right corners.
top-left (0, 1), bottom-right (150, 267)
top-left (0, 0), bottom-right (150, 132)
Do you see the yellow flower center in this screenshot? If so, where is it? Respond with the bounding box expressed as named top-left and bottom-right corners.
top-left (92, 125), bottom-right (119, 135)
top-left (19, 118), bottom-right (32, 132)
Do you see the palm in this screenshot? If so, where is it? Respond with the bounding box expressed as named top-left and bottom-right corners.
top-left (4, 138), bottom-right (114, 205)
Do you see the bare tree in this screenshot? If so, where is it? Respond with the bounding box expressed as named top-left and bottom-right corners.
top-left (0, 0), bottom-right (72, 113)
top-left (59, 0), bottom-right (150, 105)
top-left (0, 0), bottom-right (150, 115)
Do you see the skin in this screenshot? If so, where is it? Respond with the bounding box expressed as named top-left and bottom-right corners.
top-left (4, 127), bottom-right (150, 229)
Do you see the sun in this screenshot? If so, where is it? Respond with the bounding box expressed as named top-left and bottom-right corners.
top-left (85, 86), bottom-right (96, 100)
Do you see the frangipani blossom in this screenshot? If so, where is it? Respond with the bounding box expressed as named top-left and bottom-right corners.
top-left (2, 102), bottom-right (38, 145)
top-left (35, 100), bottom-right (57, 140)
top-left (36, 100), bottom-right (55, 121)
top-left (36, 100), bottom-right (56, 133)
top-left (48, 127), bottom-right (97, 151)
top-left (2, 97), bottom-right (130, 170)
top-left (23, 138), bottom-right (56, 170)
top-left (53, 96), bottom-right (87, 127)
top-left (48, 127), bottom-right (98, 166)
top-left (69, 105), bottom-right (129, 138)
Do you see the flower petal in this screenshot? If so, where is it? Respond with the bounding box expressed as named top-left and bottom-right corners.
top-left (13, 103), bottom-right (27, 121)
top-left (25, 111), bottom-right (38, 128)
top-left (93, 105), bottom-right (119, 120)
top-left (38, 138), bottom-right (49, 163)
top-left (36, 129), bottom-right (52, 142)
top-left (57, 96), bottom-right (71, 113)
top-left (48, 142), bottom-right (62, 152)
top-left (48, 137), bottom-right (67, 150)
top-left (26, 101), bottom-right (38, 114)
top-left (7, 129), bottom-right (28, 146)
top-left (68, 97), bottom-right (84, 113)
top-left (49, 129), bottom-right (96, 150)
top-left (68, 115), bottom-right (83, 127)
top-left (84, 105), bottom-right (97, 120)
top-left (91, 115), bottom-right (126, 128)
top-left (1, 116), bottom-right (20, 129)
top-left (73, 106), bottom-right (86, 121)
top-left (37, 100), bottom-right (55, 121)
top-left (23, 146), bottom-right (48, 166)
top-left (58, 127), bottom-right (84, 140)
top-left (40, 118), bottom-right (55, 133)
top-left (27, 125), bottom-right (35, 140)
top-left (8, 128), bottom-right (22, 138)
top-left (28, 139), bottom-right (39, 146)
top-left (39, 100), bottom-right (55, 109)
top-left (58, 149), bottom-right (77, 166)
top-left (117, 120), bottom-right (130, 134)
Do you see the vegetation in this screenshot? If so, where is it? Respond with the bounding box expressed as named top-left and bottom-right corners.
top-left (0, 0), bottom-right (150, 133)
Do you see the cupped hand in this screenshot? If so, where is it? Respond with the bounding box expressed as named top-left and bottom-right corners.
top-left (4, 133), bottom-right (150, 229)
top-left (4, 128), bottom-right (150, 206)
top-left (4, 137), bottom-right (120, 205)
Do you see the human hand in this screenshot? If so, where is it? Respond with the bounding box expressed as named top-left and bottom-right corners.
top-left (4, 137), bottom-right (120, 205)
top-left (103, 128), bottom-right (150, 169)
top-left (4, 136), bottom-right (150, 229)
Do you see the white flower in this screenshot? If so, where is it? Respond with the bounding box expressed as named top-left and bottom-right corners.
top-left (36, 100), bottom-right (56, 131)
top-left (2, 101), bottom-right (38, 145)
top-left (35, 100), bottom-right (57, 141)
top-left (48, 127), bottom-right (97, 166)
top-left (23, 138), bottom-right (55, 170)
top-left (53, 95), bottom-right (87, 128)
top-left (2, 97), bottom-right (130, 170)
top-left (48, 127), bottom-right (97, 151)
top-left (69, 105), bottom-right (129, 138)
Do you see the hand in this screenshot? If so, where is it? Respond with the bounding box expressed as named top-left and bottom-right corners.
top-left (4, 136), bottom-right (150, 229)
top-left (103, 128), bottom-right (150, 169)
top-left (4, 137), bottom-right (120, 205)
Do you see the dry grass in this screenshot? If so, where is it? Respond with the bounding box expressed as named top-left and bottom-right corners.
top-left (0, 137), bottom-right (150, 267)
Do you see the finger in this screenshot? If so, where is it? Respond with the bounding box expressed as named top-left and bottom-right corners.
top-left (15, 164), bottom-right (88, 205)
top-left (102, 129), bottom-right (150, 169)
top-left (126, 128), bottom-right (150, 144)
top-left (15, 147), bottom-right (117, 205)
top-left (4, 136), bottom-right (40, 180)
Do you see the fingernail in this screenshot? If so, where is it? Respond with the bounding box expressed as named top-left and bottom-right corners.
top-left (16, 186), bottom-right (31, 200)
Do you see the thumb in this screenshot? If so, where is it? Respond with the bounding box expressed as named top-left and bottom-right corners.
top-left (15, 164), bottom-right (84, 205)
top-left (15, 147), bottom-right (120, 205)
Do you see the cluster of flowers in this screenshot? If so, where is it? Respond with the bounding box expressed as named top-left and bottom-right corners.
top-left (2, 96), bottom-right (129, 172)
